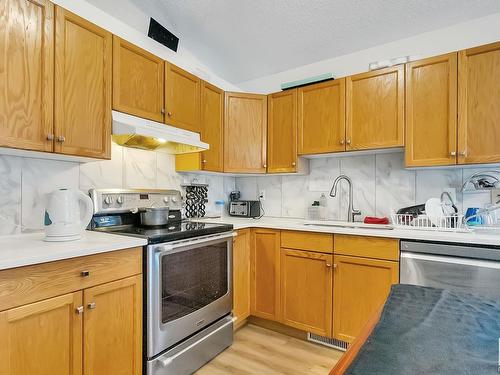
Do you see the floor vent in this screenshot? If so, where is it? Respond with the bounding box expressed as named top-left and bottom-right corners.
top-left (307, 333), bottom-right (349, 351)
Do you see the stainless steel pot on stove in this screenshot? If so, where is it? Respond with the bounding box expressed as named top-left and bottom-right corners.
top-left (138, 207), bottom-right (170, 226)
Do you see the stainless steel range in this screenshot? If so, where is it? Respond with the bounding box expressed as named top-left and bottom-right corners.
top-left (89, 189), bottom-right (234, 375)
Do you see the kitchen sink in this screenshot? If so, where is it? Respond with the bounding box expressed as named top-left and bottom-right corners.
top-left (303, 220), bottom-right (394, 230)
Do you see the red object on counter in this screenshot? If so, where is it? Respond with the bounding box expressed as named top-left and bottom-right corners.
top-left (364, 216), bottom-right (390, 225)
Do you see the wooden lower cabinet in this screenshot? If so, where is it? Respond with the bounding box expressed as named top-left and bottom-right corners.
top-left (0, 292), bottom-right (82, 375)
top-left (84, 275), bottom-right (142, 375)
top-left (333, 254), bottom-right (399, 343)
top-left (233, 229), bottom-right (251, 329)
top-left (250, 229), bottom-right (281, 321)
top-left (0, 248), bottom-right (142, 375)
top-left (280, 248), bottom-right (333, 337)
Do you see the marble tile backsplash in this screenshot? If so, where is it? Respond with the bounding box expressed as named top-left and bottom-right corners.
top-left (235, 152), bottom-right (494, 220)
top-left (0, 143), bottom-right (233, 236)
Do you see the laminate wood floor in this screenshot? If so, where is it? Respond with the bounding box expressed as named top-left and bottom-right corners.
top-left (196, 324), bottom-right (343, 374)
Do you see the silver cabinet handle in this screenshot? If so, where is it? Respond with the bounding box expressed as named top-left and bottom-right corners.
top-left (56, 136), bottom-right (65, 142)
top-left (75, 306), bottom-right (84, 315)
top-left (450, 151), bottom-right (456, 156)
top-left (80, 270), bottom-right (90, 277)
top-left (47, 134), bottom-right (55, 141)
top-left (87, 302), bottom-right (96, 310)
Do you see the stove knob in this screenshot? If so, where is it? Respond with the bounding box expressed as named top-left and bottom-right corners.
top-left (104, 196), bottom-right (112, 205)
top-left (163, 196), bottom-right (170, 203)
top-left (171, 197), bottom-right (178, 203)
top-left (116, 196), bottom-right (124, 205)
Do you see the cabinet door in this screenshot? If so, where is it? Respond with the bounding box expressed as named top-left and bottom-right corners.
top-left (298, 79), bottom-right (346, 154)
top-left (406, 53), bottom-right (457, 167)
top-left (346, 66), bottom-right (404, 150)
top-left (0, 0), bottom-right (54, 152)
top-left (0, 292), bottom-right (82, 375)
top-left (268, 89), bottom-right (298, 173)
top-left (224, 92), bottom-right (267, 173)
top-left (113, 36), bottom-right (164, 122)
top-left (54, 7), bottom-right (112, 159)
top-left (458, 41), bottom-right (500, 164)
top-left (200, 81), bottom-right (224, 172)
top-left (233, 229), bottom-right (251, 329)
top-left (333, 255), bottom-right (399, 343)
top-left (165, 62), bottom-right (200, 132)
top-left (250, 229), bottom-right (280, 320)
top-left (83, 275), bottom-right (142, 375)
top-left (281, 249), bottom-right (333, 337)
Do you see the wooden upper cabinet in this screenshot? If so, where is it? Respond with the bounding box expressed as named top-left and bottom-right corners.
top-left (280, 248), bottom-right (333, 337)
top-left (54, 7), bottom-right (112, 159)
top-left (458, 41), bottom-right (500, 164)
top-left (346, 65), bottom-right (404, 150)
top-left (224, 92), bottom-right (267, 173)
top-left (406, 53), bottom-right (458, 167)
top-left (298, 79), bottom-right (346, 155)
top-left (165, 62), bottom-right (201, 132)
top-left (0, 0), bottom-right (54, 152)
top-left (200, 81), bottom-right (224, 172)
top-left (112, 36), bottom-right (164, 122)
top-left (250, 229), bottom-right (281, 321)
top-left (83, 275), bottom-right (142, 375)
top-left (333, 255), bottom-right (398, 343)
top-left (268, 89), bottom-right (298, 173)
top-left (0, 292), bottom-right (83, 375)
top-left (233, 229), bottom-right (251, 329)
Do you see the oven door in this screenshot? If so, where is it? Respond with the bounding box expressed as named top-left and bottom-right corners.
top-left (147, 232), bottom-right (234, 358)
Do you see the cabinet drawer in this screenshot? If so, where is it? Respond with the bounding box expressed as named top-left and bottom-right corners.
top-left (334, 235), bottom-right (399, 261)
top-left (281, 231), bottom-right (333, 254)
top-left (0, 247), bottom-right (142, 311)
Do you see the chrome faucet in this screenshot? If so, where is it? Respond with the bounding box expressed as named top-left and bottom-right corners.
top-left (330, 175), bottom-right (361, 222)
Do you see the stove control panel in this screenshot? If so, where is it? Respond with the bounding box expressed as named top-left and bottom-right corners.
top-left (89, 189), bottom-right (183, 214)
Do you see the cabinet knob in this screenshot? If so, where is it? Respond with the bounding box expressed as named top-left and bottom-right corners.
top-left (202, 159), bottom-right (207, 164)
top-left (291, 161), bottom-right (296, 166)
top-left (87, 302), bottom-right (96, 310)
top-left (80, 270), bottom-right (90, 277)
top-left (346, 139), bottom-right (351, 145)
top-left (450, 151), bottom-right (456, 156)
top-left (56, 136), bottom-right (65, 142)
top-left (333, 264), bottom-right (338, 269)
top-left (75, 306), bottom-right (84, 315)
top-left (340, 140), bottom-right (345, 145)
top-left (161, 108), bottom-right (165, 115)
top-left (459, 150), bottom-right (467, 157)
top-left (47, 134), bottom-right (55, 141)
top-left (326, 263), bottom-right (332, 268)
top-left (167, 112), bottom-right (173, 117)
top-left (263, 164), bottom-right (267, 168)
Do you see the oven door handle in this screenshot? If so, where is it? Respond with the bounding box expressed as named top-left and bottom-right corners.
top-left (156, 317), bottom-right (235, 368)
top-left (155, 231), bottom-right (236, 254)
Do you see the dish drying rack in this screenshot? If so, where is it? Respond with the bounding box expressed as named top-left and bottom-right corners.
top-left (391, 214), bottom-right (469, 232)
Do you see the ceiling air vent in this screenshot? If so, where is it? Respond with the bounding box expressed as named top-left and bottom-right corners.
top-left (148, 18), bottom-right (179, 52)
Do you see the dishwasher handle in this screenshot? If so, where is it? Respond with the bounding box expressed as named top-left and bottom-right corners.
top-left (401, 251), bottom-right (500, 269)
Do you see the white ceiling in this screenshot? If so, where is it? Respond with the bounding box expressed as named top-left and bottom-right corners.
top-left (93, 0), bottom-right (500, 84)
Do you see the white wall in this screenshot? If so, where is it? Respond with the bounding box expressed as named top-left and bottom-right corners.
top-left (237, 12), bottom-right (500, 93)
top-left (52, 0), bottom-right (240, 91)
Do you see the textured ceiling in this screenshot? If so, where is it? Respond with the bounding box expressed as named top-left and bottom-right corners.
top-left (104, 0), bottom-right (500, 84)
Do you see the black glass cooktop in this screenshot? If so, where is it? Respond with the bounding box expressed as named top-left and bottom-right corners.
top-left (95, 221), bottom-right (234, 244)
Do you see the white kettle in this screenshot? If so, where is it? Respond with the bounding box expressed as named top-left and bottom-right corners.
top-left (44, 189), bottom-right (94, 242)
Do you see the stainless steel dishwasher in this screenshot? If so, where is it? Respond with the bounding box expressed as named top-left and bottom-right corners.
top-left (400, 240), bottom-right (500, 299)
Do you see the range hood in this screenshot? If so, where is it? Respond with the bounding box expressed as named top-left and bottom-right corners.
top-left (112, 111), bottom-right (209, 154)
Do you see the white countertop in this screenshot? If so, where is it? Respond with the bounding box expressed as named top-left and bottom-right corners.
top-left (194, 217), bottom-right (500, 246)
top-left (0, 231), bottom-right (147, 271)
